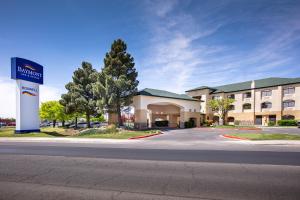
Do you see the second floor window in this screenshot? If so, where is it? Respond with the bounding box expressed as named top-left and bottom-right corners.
top-left (261, 102), bottom-right (272, 109)
top-left (243, 103), bottom-right (251, 110)
top-left (283, 100), bottom-right (295, 108)
top-left (261, 90), bottom-right (272, 97)
top-left (227, 94), bottom-right (235, 99)
top-left (243, 92), bottom-right (251, 99)
top-left (212, 96), bottom-right (220, 100)
top-left (283, 87), bottom-right (295, 95)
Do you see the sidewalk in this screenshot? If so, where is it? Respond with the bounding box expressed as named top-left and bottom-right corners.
top-left (1, 136), bottom-right (300, 146)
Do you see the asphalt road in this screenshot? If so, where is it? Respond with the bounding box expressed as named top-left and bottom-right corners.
top-left (0, 142), bottom-right (300, 200)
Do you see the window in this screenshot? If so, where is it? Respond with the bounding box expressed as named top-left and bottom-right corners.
top-left (243, 92), bottom-right (251, 99)
top-left (228, 105), bottom-right (235, 111)
top-left (282, 115), bottom-right (295, 120)
top-left (283, 87), bottom-right (295, 95)
top-left (261, 90), bottom-right (272, 97)
top-left (227, 94), bottom-right (235, 99)
top-left (261, 102), bottom-right (272, 109)
top-left (243, 103), bottom-right (251, 110)
top-left (212, 96), bottom-right (220, 100)
top-left (227, 117), bottom-right (234, 123)
top-left (283, 100), bottom-right (295, 108)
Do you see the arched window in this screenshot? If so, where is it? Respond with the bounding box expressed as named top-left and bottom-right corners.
top-left (227, 117), bottom-right (235, 123)
top-left (282, 115), bottom-right (295, 120)
top-left (283, 100), bottom-right (295, 108)
top-left (243, 103), bottom-right (251, 110)
top-left (261, 102), bottom-right (272, 109)
top-left (228, 105), bottom-right (235, 111)
top-left (213, 116), bottom-right (219, 123)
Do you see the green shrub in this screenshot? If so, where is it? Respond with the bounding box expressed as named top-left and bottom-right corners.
top-left (154, 120), bottom-right (169, 127)
top-left (268, 121), bottom-right (276, 126)
top-left (203, 120), bottom-right (213, 126)
top-left (277, 120), bottom-right (297, 126)
top-left (106, 124), bottom-right (117, 133)
top-left (79, 124), bottom-right (118, 135)
top-left (184, 119), bottom-right (195, 128)
top-left (234, 120), bottom-right (240, 126)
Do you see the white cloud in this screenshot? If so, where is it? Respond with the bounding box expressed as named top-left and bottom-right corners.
top-left (0, 78), bottom-right (15, 119)
top-left (139, 2), bottom-right (224, 93)
top-left (147, 0), bottom-right (178, 18)
top-left (0, 77), bottom-right (63, 118)
top-left (139, 1), bottom-right (300, 93)
top-left (40, 85), bottom-right (62, 103)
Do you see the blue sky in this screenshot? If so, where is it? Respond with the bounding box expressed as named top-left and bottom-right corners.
top-left (1, 0), bottom-right (300, 117)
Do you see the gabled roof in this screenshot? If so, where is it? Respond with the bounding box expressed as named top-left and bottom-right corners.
top-left (186, 77), bottom-right (300, 94)
top-left (136, 88), bottom-right (199, 101)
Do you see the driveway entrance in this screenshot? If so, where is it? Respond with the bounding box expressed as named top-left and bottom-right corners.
top-left (146, 128), bottom-right (227, 142)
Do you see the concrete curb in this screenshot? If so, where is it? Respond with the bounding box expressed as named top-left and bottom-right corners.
top-left (128, 132), bottom-right (162, 140)
top-left (222, 134), bottom-right (249, 140)
top-left (222, 134), bottom-right (300, 145)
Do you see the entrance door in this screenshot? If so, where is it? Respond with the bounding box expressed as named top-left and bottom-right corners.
top-left (255, 115), bottom-right (262, 125)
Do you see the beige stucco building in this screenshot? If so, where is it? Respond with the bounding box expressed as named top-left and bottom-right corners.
top-left (186, 77), bottom-right (300, 126)
top-left (109, 77), bottom-right (300, 128)
top-left (132, 88), bottom-right (202, 129)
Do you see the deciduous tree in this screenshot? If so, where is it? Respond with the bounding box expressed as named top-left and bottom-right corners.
top-left (40, 101), bottom-right (64, 127)
top-left (208, 98), bottom-right (235, 125)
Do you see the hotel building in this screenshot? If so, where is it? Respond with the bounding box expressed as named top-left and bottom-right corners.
top-left (113, 77), bottom-right (300, 128)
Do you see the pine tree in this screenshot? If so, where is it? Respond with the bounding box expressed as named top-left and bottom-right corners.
top-left (60, 61), bottom-right (98, 128)
top-left (94, 39), bottom-right (138, 126)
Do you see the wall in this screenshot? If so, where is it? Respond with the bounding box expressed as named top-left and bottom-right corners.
top-left (132, 95), bottom-right (201, 129)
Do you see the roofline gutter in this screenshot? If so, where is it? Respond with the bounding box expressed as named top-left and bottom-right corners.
top-left (190, 81), bottom-right (300, 94)
top-left (135, 94), bottom-right (200, 102)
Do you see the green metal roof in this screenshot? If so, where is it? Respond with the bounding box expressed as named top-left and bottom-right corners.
top-left (137, 88), bottom-right (199, 101)
top-left (186, 77), bottom-right (300, 93)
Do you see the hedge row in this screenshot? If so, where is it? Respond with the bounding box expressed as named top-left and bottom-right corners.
top-left (277, 120), bottom-right (298, 126)
top-left (184, 119), bottom-right (195, 128)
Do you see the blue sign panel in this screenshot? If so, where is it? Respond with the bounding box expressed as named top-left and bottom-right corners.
top-left (11, 57), bottom-right (43, 84)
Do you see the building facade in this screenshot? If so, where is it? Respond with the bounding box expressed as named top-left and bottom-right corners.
top-left (131, 88), bottom-right (202, 129)
top-left (109, 77), bottom-right (300, 128)
top-left (186, 77), bottom-right (300, 126)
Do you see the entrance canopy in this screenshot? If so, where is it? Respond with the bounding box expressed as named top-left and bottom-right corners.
top-left (132, 88), bottom-right (201, 129)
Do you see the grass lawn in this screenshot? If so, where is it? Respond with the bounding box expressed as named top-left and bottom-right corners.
top-left (0, 127), bottom-right (71, 137)
top-left (74, 130), bottom-right (159, 139)
top-left (228, 133), bottom-right (300, 140)
top-left (211, 125), bottom-right (258, 129)
top-left (0, 127), bottom-right (159, 139)
top-left (212, 125), bottom-right (236, 128)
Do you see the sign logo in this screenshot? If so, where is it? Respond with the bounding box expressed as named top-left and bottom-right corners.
top-left (21, 86), bottom-right (38, 97)
top-left (11, 57), bottom-right (44, 84)
top-left (24, 65), bottom-right (36, 71)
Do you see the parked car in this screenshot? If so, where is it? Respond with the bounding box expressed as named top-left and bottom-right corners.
top-left (0, 122), bottom-right (6, 127)
top-left (298, 121), bottom-right (300, 128)
top-left (40, 122), bottom-right (50, 127)
top-left (69, 122), bottom-right (87, 128)
top-left (91, 122), bottom-right (101, 128)
top-left (7, 122), bottom-right (16, 126)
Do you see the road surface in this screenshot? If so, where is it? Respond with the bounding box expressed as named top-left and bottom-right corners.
top-left (0, 140), bottom-right (300, 200)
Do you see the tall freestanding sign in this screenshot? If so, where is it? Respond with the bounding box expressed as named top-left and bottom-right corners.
top-left (11, 57), bottom-right (44, 133)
